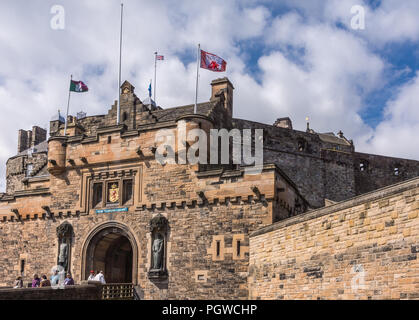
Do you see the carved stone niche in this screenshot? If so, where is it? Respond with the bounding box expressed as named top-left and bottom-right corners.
top-left (148, 214), bottom-right (168, 280)
top-left (56, 222), bottom-right (73, 273)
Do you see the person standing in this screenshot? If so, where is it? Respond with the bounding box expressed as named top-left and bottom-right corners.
top-left (50, 269), bottom-right (59, 285)
top-left (88, 270), bottom-right (96, 281)
top-left (40, 275), bottom-right (51, 287)
top-left (64, 273), bottom-right (74, 286)
top-left (32, 274), bottom-right (40, 288)
top-left (13, 276), bottom-right (23, 288)
top-left (93, 270), bottom-right (106, 284)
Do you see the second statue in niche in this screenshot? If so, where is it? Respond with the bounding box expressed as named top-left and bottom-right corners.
top-left (152, 233), bottom-right (164, 270)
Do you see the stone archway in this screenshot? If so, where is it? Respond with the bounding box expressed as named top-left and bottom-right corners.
top-left (81, 222), bottom-right (138, 284)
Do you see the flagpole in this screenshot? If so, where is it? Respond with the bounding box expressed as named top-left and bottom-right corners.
top-left (154, 51), bottom-right (157, 105)
top-left (194, 44), bottom-right (200, 114)
top-left (63, 74), bottom-right (72, 136)
top-left (117, 2), bottom-right (124, 125)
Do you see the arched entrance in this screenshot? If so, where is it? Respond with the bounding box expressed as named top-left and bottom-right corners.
top-left (82, 222), bottom-right (138, 284)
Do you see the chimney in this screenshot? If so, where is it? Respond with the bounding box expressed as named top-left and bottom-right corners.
top-left (17, 129), bottom-right (29, 153)
top-left (17, 126), bottom-right (47, 153)
top-left (211, 77), bottom-right (234, 118)
top-left (31, 126), bottom-right (47, 148)
top-left (273, 117), bottom-right (293, 130)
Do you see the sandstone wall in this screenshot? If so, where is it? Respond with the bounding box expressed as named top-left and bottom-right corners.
top-left (0, 200), bottom-right (269, 299)
top-left (248, 177), bottom-right (419, 300)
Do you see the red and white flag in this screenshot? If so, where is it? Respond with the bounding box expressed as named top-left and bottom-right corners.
top-left (200, 50), bottom-right (226, 72)
top-left (156, 55), bottom-right (164, 60)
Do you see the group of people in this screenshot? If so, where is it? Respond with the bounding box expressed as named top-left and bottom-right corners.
top-left (13, 269), bottom-right (106, 288)
top-left (87, 270), bottom-right (106, 284)
top-left (13, 271), bottom-right (75, 288)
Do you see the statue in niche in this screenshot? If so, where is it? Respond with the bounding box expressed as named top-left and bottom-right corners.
top-left (148, 214), bottom-right (168, 280)
top-left (152, 233), bottom-right (164, 270)
top-left (58, 242), bottom-right (69, 270)
top-left (56, 222), bottom-right (73, 273)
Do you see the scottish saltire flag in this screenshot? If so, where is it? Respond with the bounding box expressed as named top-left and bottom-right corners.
top-left (148, 82), bottom-right (152, 97)
top-left (70, 80), bottom-right (88, 92)
top-left (200, 50), bottom-right (227, 72)
top-left (156, 55), bottom-right (164, 60)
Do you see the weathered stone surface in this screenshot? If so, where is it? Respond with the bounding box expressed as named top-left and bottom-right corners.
top-left (249, 178), bottom-right (419, 300)
top-left (0, 77), bottom-right (418, 300)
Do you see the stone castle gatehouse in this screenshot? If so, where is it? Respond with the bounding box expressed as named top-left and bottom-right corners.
top-left (0, 78), bottom-right (418, 299)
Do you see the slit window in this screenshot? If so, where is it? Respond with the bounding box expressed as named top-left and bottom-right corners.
top-left (92, 183), bottom-right (103, 208)
top-left (20, 259), bottom-right (25, 275)
top-left (237, 240), bottom-right (241, 257)
top-left (216, 241), bottom-right (221, 257)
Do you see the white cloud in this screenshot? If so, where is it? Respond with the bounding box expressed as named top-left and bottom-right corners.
top-left (323, 0), bottom-right (419, 45)
top-left (359, 72), bottom-right (419, 160)
top-left (0, 0), bottom-right (418, 193)
top-left (235, 12), bottom-right (384, 139)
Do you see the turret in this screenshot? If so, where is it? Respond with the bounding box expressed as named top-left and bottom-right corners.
top-left (175, 114), bottom-right (214, 165)
top-left (47, 136), bottom-right (67, 175)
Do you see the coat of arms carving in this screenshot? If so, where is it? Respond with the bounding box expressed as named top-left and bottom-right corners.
top-left (108, 183), bottom-right (119, 203)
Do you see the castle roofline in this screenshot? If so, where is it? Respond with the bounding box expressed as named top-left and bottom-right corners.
top-left (8, 140), bottom-right (48, 161)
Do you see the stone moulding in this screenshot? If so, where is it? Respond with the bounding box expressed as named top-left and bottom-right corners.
top-left (1, 209), bottom-right (81, 223)
top-left (0, 188), bottom-right (50, 201)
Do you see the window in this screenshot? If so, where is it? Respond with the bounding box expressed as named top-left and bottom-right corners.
top-left (297, 139), bottom-right (307, 152)
top-left (92, 183), bottom-right (103, 208)
top-left (359, 160), bottom-right (368, 172)
top-left (26, 164), bottom-right (33, 177)
top-left (216, 241), bottom-right (221, 257)
top-left (236, 240), bottom-right (241, 257)
top-left (123, 179), bottom-right (133, 204)
top-left (20, 259), bottom-right (25, 275)
top-left (394, 167), bottom-right (399, 176)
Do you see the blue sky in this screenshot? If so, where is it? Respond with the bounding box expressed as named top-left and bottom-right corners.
top-left (0, 0), bottom-right (418, 191)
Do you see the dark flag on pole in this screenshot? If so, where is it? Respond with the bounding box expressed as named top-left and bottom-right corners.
top-left (194, 46), bottom-right (227, 114)
top-left (64, 76), bottom-right (89, 136)
top-left (200, 50), bottom-right (227, 72)
top-left (69, 80), bottom-right (89, 93)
